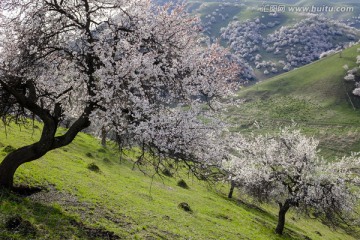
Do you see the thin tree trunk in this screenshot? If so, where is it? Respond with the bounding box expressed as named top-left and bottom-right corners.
top-left (101, 126), bottom-right (107, 147)
top-left (275, 200), bottom-right (291, 235)
top-left (228, 180), bottom-right (235, 199)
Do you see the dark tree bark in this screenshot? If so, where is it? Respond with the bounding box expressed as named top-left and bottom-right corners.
top-left (0, 145), bottom-right (46, 189)
top-left (101, 126), bottom-right (107, 147)
top-left (228, 180), bottom-right (235, 199)
top-left (275, 199), bottom-right (291, 235)
top-left (0, 107), bottom-right (92, 189)
top-left (0, 0), bottom-right (100, 190)
top-left (0, 77), bottom-right (94, 190)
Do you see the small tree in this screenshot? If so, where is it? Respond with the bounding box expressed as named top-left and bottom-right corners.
top-left (222, 128), bottom-right (360, 235)
top-left (0, 0), bottom-right (238, 189)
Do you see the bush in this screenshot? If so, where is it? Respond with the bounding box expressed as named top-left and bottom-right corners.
top-left (87, 163), bottom-right (100, 173)
top-left (178, 202), bottom-right (192, 212)
top-left (177, 179), bottom-right (189, 189)
top-left (162, 168), bottom-right (173, 177)
top-left (86, 152), bottom-right (94, 158)
top-left (3, 145), bottom-right (16, 153)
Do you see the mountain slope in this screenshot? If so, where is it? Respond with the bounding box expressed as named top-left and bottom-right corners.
top-left (227, 43), bottom-right (360, 158)
top-left (0, 122), bottom-right (357, 239)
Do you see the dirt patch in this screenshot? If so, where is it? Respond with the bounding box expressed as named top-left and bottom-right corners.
top-left (27, 185), bottom-right (135, 236)
top-left (70, 219), bottom-right (121, 239)
top-left (28, 185), bottom-right (81, 206)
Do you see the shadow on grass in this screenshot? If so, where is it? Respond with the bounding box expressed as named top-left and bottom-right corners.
top-left (0, 188), bottom-right (121, 239)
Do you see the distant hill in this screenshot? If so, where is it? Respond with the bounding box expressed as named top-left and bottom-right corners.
top-left (222, 15), bottom-right (359, 78)
top-left (154, 0), bottom-right (360, 81)
top-left (226, 43), bottom-right (360, 159)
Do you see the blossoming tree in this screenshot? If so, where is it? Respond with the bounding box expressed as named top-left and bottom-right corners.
top-left (0, 0), bottom-right (238, 189)
top-left (222, 129), bottom-right (360, 235)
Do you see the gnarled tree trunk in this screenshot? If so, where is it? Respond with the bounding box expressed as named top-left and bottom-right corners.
top-left (0, 145), bottom-right (49, 189)
top-left (0, 46), bottom-right (96, 190)
top-left (0, 104), bottom-right (93, 190)
top-left (0, 101), bottom-right (58, 189)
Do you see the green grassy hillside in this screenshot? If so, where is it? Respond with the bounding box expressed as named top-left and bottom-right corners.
top-left (0, 121), bottom-right (357, 239)
top-left (227, 44), bottom-right (360, 158)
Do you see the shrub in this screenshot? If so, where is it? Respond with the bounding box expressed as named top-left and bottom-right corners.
top-left (87, 163), bottom-right (100, 173)
top-left (177, 179), bottom-right (189, 189)
top-left (3, 145), bottom-right (16, 153)
top-left (178, 202), bottom-right (192, 212)
top-left (162, 168), bottom-right (173, 177)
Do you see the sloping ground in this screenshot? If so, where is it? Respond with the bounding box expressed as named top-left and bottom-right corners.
top-left (227, 44), bottom-right (360, 158)
top-left (0, 122), bottom-right (357, 239)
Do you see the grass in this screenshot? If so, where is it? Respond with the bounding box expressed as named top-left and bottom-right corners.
top-left (227, 43), bottom-right (360, 159)
top-left (0, 121), bottom-right (357, 239)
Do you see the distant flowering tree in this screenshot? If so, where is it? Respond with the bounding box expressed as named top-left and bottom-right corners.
top-left (344, 73), bottom-right (355, 81)
top-left (222, 128), bottom-right (360, 235)
top-left (0, 0), bottom-right (238, 189)
top-left (344, 57), bottom-right (360, 97)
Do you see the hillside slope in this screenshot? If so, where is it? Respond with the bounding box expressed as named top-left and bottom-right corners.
top-left (0, 122), bottom-right (357, 239)
top-left (228, 44), bottom-right (360, 158)
top-left (184, 0), bottom-right (360, 80)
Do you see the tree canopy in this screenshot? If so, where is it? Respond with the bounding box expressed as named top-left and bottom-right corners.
top-left (222, 128), bottom-right (360, 234)
top-left (0, 0), bottom-right (238, 189)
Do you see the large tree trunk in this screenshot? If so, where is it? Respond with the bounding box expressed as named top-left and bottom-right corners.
top-left (228, 180), bottom-right (235, 199)
top-left (0, 145), bottom-right (49, 189)
top-left (0, 105), bottom-right (93, 190)
top-left (0, 10), bottom-right (98, 189)
top-left (275, 200), bottom-right (291, 235)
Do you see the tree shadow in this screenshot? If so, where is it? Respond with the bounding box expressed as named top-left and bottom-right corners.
top-left (12, 185), bottom-right (43, 196)
top-left (0, 189), bottom-right (121, 239)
